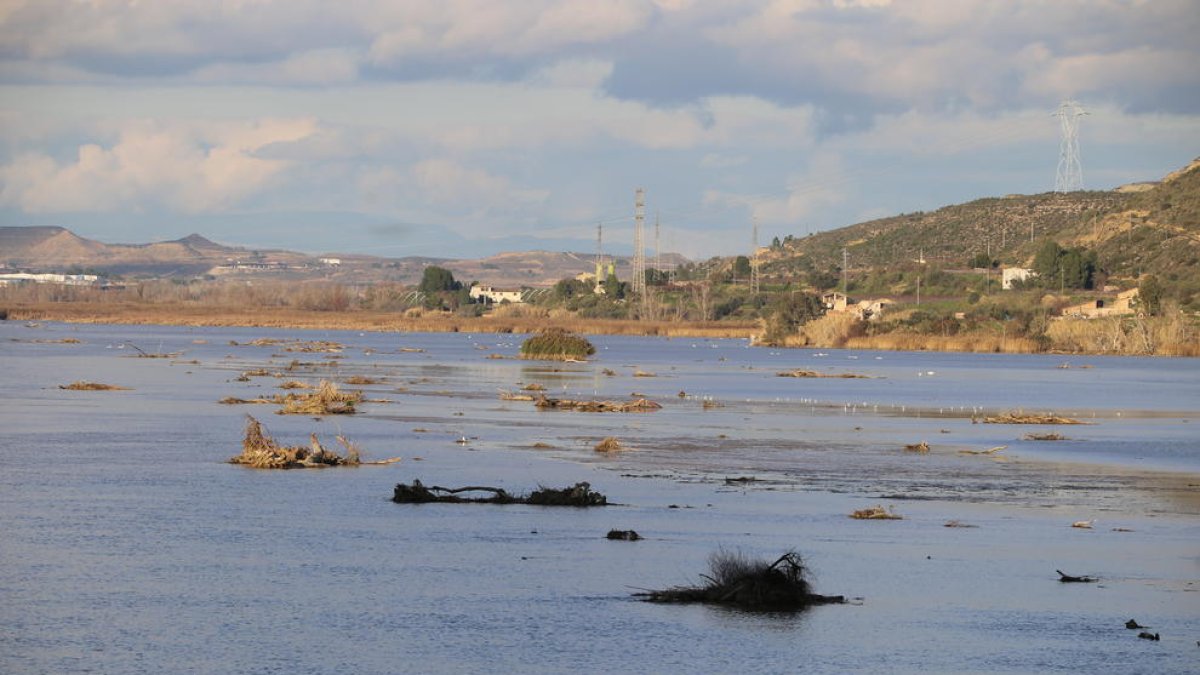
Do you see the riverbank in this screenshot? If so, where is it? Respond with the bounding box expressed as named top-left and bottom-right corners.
top-left (6, 300), bottom-right (1197, 356)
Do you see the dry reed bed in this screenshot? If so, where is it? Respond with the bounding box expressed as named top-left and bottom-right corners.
top-left (229, 415), bottom-right (400, 469)
top-left (533, 395), bottom-right (662, 413)
top-left (850, 505), bottom-right (902, 520)
top-left (776, 369), bottom-right (869, 379)
top-left (983, 412), bottom-right (1085, 425)
top-left (59, 381), bottom-right (130, 390)
top-left (219, 380), bottom-right (364, 415)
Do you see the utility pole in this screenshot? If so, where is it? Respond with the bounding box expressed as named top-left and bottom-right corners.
top-left (841, 247), bottom-right (848, 297)
top-left (750, 216), bottom-right (760, 294)
top-left (654, 211), bottom-right (661, 286)
top-left (632, 187), bottom-right (646, 299)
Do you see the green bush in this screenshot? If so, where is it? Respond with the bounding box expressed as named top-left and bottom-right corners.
top-left (520, 328), bottom-right (596, 360)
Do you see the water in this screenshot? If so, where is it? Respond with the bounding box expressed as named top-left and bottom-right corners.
top-left (2, 321), bottom-right (1198, 673)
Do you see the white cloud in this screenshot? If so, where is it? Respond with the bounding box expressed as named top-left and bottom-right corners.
top-left (0, 118), bottom-right (317, 213)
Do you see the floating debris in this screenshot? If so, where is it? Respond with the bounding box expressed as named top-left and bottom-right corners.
top-left (533, 395), bottom-right (661, 413)
top-left (59, 381), bottom-right (130, 391)
top-left (635, 550), bottom-right (845, 611)
top-left (850, 505), bottom-right (902, 520)
top-left (984, 412), bottom-right (1085, 425)
top-left (278, 380), bottom-right (363, 415)
top-left (606, 529), bottom-right (642, 541)
top-left (776, 369), bottom-right (869, 379)
top-left (1071, 520), bottom-right (1094, 529)
top-left (229, 415), bottom-right (400, 469)
top-left (391, 480), bottom-right (607, 506)
top-left (943, 520), bottom-right (978, 528)
top-left (633, 370), bottom-right (657, 378)
top-left (521, 383), bottom-right (546, 391)
top-left (594, 437), bottom-right (623, 452)
top-left (904, 441), bottom-right (930, 453)
top-left (1137, 632), bottom-right (1160, 641)
top-left (959, 445), bottom-right (1007, 456)
top-left (1126, 619), bottom-right (1147, 630)
top-left (1024, 433), bottom-right (1068, 441)
top-left (343, 375), bottom-right (382, 385)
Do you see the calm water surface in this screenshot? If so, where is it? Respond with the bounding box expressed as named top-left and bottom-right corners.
top-left (2, 321), bottom-right (1198, 674)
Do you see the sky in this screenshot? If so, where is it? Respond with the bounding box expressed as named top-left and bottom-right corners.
top-left (1, 0), bottom-right (1198, 261)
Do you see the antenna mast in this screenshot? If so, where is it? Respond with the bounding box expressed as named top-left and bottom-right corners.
top-left (1053, 100), bottom-right (1088, 193)
top-left (654, 211), bottom-right (661, 284)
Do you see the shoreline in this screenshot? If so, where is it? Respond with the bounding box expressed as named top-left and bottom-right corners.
top-left (6, 300), bottom-right (1196, 357)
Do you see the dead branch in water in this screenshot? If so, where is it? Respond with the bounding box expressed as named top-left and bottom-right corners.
top-left (1056, 569), bottom-right (1096, 583)
top-left (392, 480), bottom-right (607, 506)
top-left (635, 550), bottom-right (845, 611)
top-left (903, 441), bottom-right (930, 453)
top-left (1024, 432), bottom-right (1069, 441)
top-left (594, 437), bottom-right (623, 452)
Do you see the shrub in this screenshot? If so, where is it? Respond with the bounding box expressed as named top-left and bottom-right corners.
top-left (519, 328), bottom-right (596, 361)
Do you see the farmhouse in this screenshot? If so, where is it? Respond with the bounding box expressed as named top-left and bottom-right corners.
top-left (469, 283), bottom-right (524, 304)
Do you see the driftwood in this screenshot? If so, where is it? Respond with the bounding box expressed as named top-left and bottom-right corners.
top-left (59, 381), bottom-right (130, 391)
top-left (636, 551), bottom-right (845, 611)
top-left (903, 441), bottom-right (930, 453)
top-left (533, 395), bottom-right (661, 413)
top-left (229, 415), bottom-right (400, 469)
top-left (392, 480), bottom-right (607, 506)
top-left (1024, 433), bottom-right (1068, 441)
top-left (606, 529), bottom-right (642, 541)
top-left (1056, 569), bottom-right (1096, 583)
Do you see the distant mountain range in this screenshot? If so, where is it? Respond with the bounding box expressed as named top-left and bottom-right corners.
top-left (0, 225), bottom-right (683, 288)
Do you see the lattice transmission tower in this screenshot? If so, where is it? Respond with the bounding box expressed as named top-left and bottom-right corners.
top-left (1053, 100), bottom-right (1088, 193)
top-left (631, 188), bottom-right (646, 297)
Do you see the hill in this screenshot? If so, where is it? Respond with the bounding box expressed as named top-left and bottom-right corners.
top-left (761, 158), bottom-right (1200, 308)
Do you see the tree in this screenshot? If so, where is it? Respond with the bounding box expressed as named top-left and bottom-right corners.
top-left (1138, 275), bottom-right (1164, 316)
top-left (771, 236), bottom-right (782, 250)
top-left (970, 252), bottom-right (995, 269)
top-left (604, 273), bottom-right (625, 299)
top-left (733, 255), bottom-right (751, 279)
top-left (418, 266), bottom-right (461, 294)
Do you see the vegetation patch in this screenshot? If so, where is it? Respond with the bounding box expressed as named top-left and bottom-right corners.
top-left (635, 550), bottom-right (845, 611)
top-left (392, 480), bottom-right (607, 506)
top-left (59, 381), bottom-right (130, 391)
top-left (594, 436), bottom-right (623, 452)
top-left (519, 328), bottom-right (596, 361)
top-left (278, 380), bottom-right (363, 415)
top-left (777, 369), bottom-right (869, 379)
top-left (534, 395), bottom-right (661, 413)
top-left (984, 412), bottom-right (1084, 425)
top-left (850, 505), bottom-right (903, 520)
top-left (1024, 432), bottom-right (1069, 441)
top-left (229, 415), bottom-right (400, 469)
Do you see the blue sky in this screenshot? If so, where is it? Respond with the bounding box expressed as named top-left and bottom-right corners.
top-left (1, 0), bottom-right (1198, 260)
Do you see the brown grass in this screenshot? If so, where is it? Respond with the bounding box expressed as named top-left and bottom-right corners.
top-left (594, 437), bottom-right (623, 452)
top-left (277, 380), bottom-right (363, 415)
top-left (850, 505), bottom-right (903, 520)
top-left (984, 412), bottom-right (1083, 425)
top-left (59, 381), bottom-right (130, 391)
top-left (534, 396), bottom-right (662, 413)
top-left (4, 302), bottom-right (758, 339)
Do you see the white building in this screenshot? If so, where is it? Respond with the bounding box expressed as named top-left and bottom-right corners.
top-left (469, 284), bottom-right (524, 304)
top-left (0, 272), bottom-right (99, 286)
top-left (1002, 268), bottom-right (1036, 290)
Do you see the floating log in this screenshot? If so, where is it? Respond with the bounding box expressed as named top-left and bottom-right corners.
top-left (392, 480), bottom-right (607, 506)
top-left (1138, 632), bottom-right (1160, 641)
top-left (635, 551), bottom-right (845, 611)
top-left (1056, 569), bottom-right (1096, 583)
top-left (59, 381), bottom-right (130, 391)
top-left (606, 529), bottom-right (642, 541)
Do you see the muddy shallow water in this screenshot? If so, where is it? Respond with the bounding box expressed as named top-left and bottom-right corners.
top-left (2, 321), bottom-right (1198, 674)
